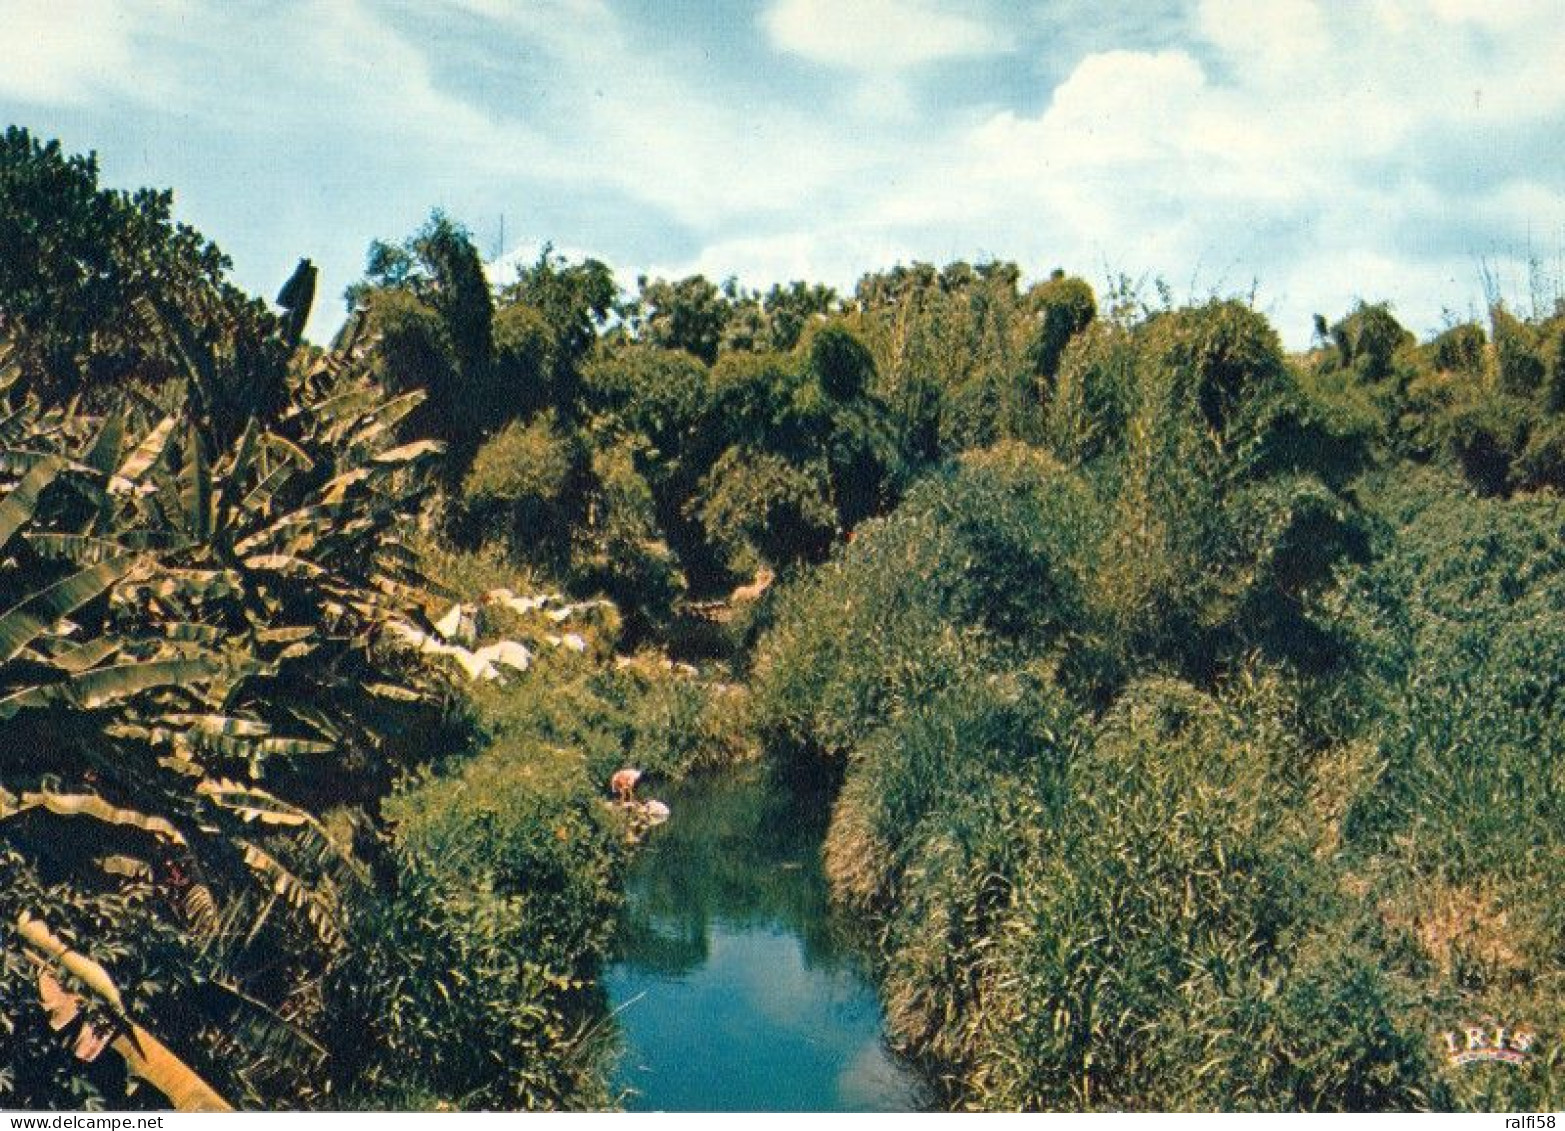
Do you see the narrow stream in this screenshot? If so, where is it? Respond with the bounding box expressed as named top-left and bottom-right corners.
top-left (603, 767), bottom-right (927, 1112)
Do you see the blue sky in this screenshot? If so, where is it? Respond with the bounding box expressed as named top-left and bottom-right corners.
top-left (6, 0), bottom-right (1564, 347)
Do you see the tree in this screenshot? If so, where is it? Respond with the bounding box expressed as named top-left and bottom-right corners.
top-left (0, 126), bottom-right (284, 409)
top-left (629, 274), bottom-right (731, 365)
top-left (1328, 302), bottom-right (1413, 384)
top-left (349, 212), bottom-right (501, 466)
top-left (1025, 270), bottom-right (1096, 385)
top-left (500, 246), bottom-right (616, 414)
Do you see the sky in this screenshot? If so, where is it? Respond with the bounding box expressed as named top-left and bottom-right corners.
top-left (5, 0), bottom-right (1565, 348)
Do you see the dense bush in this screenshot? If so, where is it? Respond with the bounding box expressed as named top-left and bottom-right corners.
top-left (324, 694), bottom-right (627, 1109)
top-left (0, 138), bottom-right (727, 1113)
top-left (0, 126), bottom-right (287, 407)
top-left (12, 126), bottom-right (1565, 1112)
top-left (751, 441), bottom-right (1095, 761)
top-left (967, 674), bottom-right (1427, 1111)
top-left (755, 292), bottom-right (1561, 1111)
top-left (459, 412), bottom-right (588, 565)
top-left (0, 280), bottom-right (458, 1106)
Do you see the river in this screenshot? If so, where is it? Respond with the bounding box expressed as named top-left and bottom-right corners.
top-left (603, 767), bottom-right (927, 1112)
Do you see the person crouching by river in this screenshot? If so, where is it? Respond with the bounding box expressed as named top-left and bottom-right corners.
top-left (611, 767), bottom-right (642, 802)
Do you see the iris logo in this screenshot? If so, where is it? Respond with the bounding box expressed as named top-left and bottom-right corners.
top-left (1443, 1024), bottom-right (1535, 1066)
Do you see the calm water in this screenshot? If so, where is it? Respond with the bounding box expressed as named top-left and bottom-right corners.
top-left (603, 768), bottom-right (926, 1112)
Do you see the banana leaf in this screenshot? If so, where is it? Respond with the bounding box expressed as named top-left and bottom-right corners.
top-left (0, 554), bottom-right (142, 664)
top-left (0, 455), bottom-right (67, 550)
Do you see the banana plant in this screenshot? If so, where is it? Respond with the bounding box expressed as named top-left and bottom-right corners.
top-left (0, 307), bottom-right (455, 1106)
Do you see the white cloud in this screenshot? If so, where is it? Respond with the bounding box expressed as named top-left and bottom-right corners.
top-left (12, 0), bottom-right (1564, 349)
top-left (780, 1), bottom-right (1565, 344)
top-left (762, 0), bottom-right (1004, 71)
top-left (424, 0), bottom-right (876, 226)
top-left (1197, 0), bottom-right (1327, 87)
top-left (1, 0), bottom-right (140, 104)
top-left (558, 0), bottom-right (1565, 347)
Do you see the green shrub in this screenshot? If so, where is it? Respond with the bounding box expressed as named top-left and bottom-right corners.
top-left (1322, 471), bottom-right (1565, 1111)
top-left (465, 412), bottom-right (579, 504)
top-left (1492, 306), bottom-right (1546, 397)
top-left (1330, 303), bottom-right (1415, 384)
top-left (824, 670), bottom-right (1076, 916)
top-left (572, 441), bottom-right (685, 633)
top-left (593, 656), bottom-right (757, 782)
top-left (581, 346), bottom-right (709, 460)
top-left (324, 733), bottom-right (626, 1108)
top-left (1429, 322), bottom-right (1487, 378)
top-left (751, 442), bottom-right (1094, 760)
top-left (963, 675), bottom-right (1413, 1111)
top-left (1026, 270), bottom-right (1097, 385)
top-left (810, 324), bottom-right (876, 400)
top-left (1041, 321), bottom-right (1137, 468)
top-left (459, 412), bottom-right (589, 562)
top-left (689, 447), bottom-right (836, 574)
top-left (1143, 299), bottom-right (1291, 438)
top-left (491, 301), bottom-right (555, 419)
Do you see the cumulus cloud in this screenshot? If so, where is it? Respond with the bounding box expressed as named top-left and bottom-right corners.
top-left (622, 0), bottom-right (1565, 343)
top-left (0, 0), bottom-right (143, 104)
top-left (425, 0), bottom-right (876, 225)
top-left (11, 0), bottom-right (1564, 347)
top-left (825, 0), bottom-right (1565, 341)
top-left (762, 0), bottom-right (1005, 71)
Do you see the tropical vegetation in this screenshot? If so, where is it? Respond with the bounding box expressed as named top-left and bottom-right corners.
top-left (2, 125), bottom-right (1561, 1111)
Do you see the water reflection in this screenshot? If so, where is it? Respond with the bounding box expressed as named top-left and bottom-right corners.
top-left (605, 767), bottom-right (925, 1112)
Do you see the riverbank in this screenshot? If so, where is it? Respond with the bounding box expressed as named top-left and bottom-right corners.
top-left (606, 767), bottom-right (925, 1112)
top-left (317, 542), bottom-right (763, 1109)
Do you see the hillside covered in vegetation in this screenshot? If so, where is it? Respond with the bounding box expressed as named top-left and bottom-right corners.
top-left (1, 127), bottom-right (1561, 1111)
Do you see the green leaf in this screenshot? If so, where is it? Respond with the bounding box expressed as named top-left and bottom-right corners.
top-left (242, 553), bottom-right (327, 580)
top-left (191, 730), bottom-right (333, 762)
top-left (236, 459), bottom-right (298, 518)
top-left (160, 713), bottom-right (272, 737)
top-left (50, 637), bottom-right (122, 674)
top-left (81, 415), bottom-right (125, 475)
top-left (0, 455), bottom-right (67, 550)
top-left (0, 449), bottom-right (69, 476)
top-left (181, 421), bottom-right (211, 540)
top-left (0, 553), bottom-right (142, 664)
top-left (23, 532), bottom-right (133, 565)
top-left (344, 390), bottom-right (425, 448)
top-left (372, 439), bottom-right (444, 464)
top-left (196, 780), bottom-right (315, 826)
top-left (112, 415), bottom-right (177, 490)
top-left (213, 418), bottom-right (260, 535)
top-left (0, 656), bottom-right (240, 719)
top-left (6, 793), bottom-right (186, 846)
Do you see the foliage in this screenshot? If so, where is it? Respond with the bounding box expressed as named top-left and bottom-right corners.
top-left (626, 275), bottom-right (731, 365)
top-left (752, 442), bottom-right (1094, 761)
top-left (751, 289), bottom-right (1565, 1112)
top-left (14, 127), bottom-right (1565, 1112)
top-left (0, 141), bottom-right (636, 1112)
top-left (0, 304), bottom-right (459, 1107)
top-left (848, 260), bottom-right (1038, 453)
top-left (1026, 269), bottom-right (1097, 386)
top-left (325, 710), bottom-right (625, 1109)
top-left (500, 247), bottom-right (616, 414)
top-left (459, 412), bottom-right (586, 559)
top-left (350, 213), bottom-right (505, 468)
top-left (1326, 302), bottom-right (1416, 384)
top-left (0, 127), bottom-right (285, 408)
top-left (965, 674), bottom-right (1425, 1111)
top-left (691, 448), bottom-right (835, 576)
top-left (572, 441), bottom-right (685, 634)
